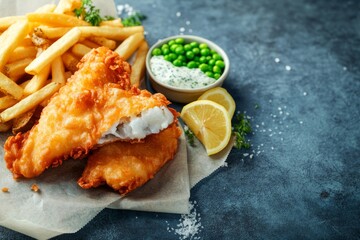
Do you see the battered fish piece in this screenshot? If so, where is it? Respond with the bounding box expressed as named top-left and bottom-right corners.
top-left (4, 47), bottom-right (176, 179)
top-left (78, 123), bottom-right (181, 195)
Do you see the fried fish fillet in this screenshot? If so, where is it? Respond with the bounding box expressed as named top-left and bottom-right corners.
top-left (4, 47), bottom-right (177, 179)
top-left (78, 123), bottom-right (181, 195)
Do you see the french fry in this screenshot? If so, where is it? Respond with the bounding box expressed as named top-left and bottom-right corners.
top-left (0, 72), bottom-right (24, 100)
top-left (71, 43), bottom-right (91, 58)
top-left (12, 108), bottom-right (36, 134)
top-left (25, 27), bottom-right (81, 75)
top-left (0, 82), bottom-right (61, 123)
top-left (3, 57), bottom-right (34, 81)
top-left (0, 16), bottom-right (26, 31)
top-left (0, 121), bottom-right (12, 132)
top-left (0, 20), bottom-right (30, 70)
top-left (51, 56), bottom-right (66, 85)
top-left (115, 32), bottom-right (144, 60)
top-left (79, 26), bottom-right (144, 41)
top-left (26, 13), bottom-right (90, 27)
top-left (34, 26), bottom-right (71, 39)
top-left (80, 39), bottom-right (101, 49)
top-left (20, 37), bottom-right (35, 47)
top-left (8, 46), bottom-right (37, 63)
top-left (100, 19), bottom-right (123, 28)
top-left (24, 64), bottom-right (51, 96)
top-left (62, 52), bottom-right (79, 73)
top-left (0, 95), bottom-right (17, 110)
top-left (88, 36), bottom-right (116, 50)
top-left (35, 4), bottom-right (57, 13)
top-left (130, 40), bottom-right (149, 87)
top-left (54, 0), bottom-right (81, 14)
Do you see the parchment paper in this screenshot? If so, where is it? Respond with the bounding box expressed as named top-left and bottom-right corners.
top-left (0, 0), bottom-right (233, 238)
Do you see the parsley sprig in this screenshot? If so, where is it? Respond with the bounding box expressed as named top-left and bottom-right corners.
top-left (184, 127), bottom-right (196, 147)
top-left (122, 12), bottom-right (147, 27)
top-left (74, 0), bottom-right (103, 26)
top-left (233, 113), bottom-right (252, 149)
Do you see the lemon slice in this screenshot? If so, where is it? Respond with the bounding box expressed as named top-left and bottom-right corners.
top-left (181, 100), bottom-right (232, 155)
top-left (198, 87), bottom-right (236, 118)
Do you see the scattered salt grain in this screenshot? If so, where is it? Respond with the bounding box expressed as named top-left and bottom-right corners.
top-left (303, 92), bottom-right (307, 96)
top-left (176, 12), bottom-right (181, 17)
top-left (285, 65), bottom-right (291, 71)
top-left (299, 121), bottom-right (303, 124)
top-left (186, 20), bottom-right (191, 25)
top-left (168, 201), bottom-right (203, 240)
top-left (343, 66), bottom-right (347, 71)
top-left (179, 27), bottom-right (185, 32)
top-left (274, 57), bottom-right (280, 63)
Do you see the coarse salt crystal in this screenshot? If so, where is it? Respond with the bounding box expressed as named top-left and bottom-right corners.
top-left (274, 57), bottom-right (280, 63)
top-left (176, 12), bottom-right (181, 17)
top-left (285, 65), bottom-right (291, 71)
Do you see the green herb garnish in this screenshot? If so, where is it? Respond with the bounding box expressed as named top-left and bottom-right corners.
top-left (122, 12), bottom-right (147, 27)
top-left (74, 0), bottom-right (103, 26)
top-left (184, 128), bottom-right (196, 147)
top-left (233, 113), bottom-right (252, 149)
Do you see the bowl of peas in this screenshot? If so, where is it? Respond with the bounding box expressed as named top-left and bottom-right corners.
top-left (146, 35), bottom-right (230, 103)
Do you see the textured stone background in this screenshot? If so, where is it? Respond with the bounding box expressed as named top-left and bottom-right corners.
top-left (1, 0), bottom-right (359, 239)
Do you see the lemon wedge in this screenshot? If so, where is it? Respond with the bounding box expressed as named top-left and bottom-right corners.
top-left (181, 100), bottom-right (232, 155)
top-left (198, 87), bottom-right (236, 118)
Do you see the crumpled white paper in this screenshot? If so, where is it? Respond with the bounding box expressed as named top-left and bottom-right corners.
top-left (0, 0), bottom-right (234, 239)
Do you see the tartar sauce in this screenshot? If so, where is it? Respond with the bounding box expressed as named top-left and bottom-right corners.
top-left (150, 56), bottom-right (216, 89)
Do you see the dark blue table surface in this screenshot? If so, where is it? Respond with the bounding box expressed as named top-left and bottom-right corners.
top-left (1, 0), bottom-right (359, 239)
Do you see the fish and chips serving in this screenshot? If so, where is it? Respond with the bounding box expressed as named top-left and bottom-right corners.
top-left (0, 0), bottom-right (183, 195)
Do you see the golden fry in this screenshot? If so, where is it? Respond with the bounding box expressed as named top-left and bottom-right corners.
top-left (0, 20), bottom-right (30, 70)
top-left (0, 16), bottom-right (26, 31)
top-left (26, 13), bottom-right (90, 27)
top-left (0, 82), bottom-right (61, 123)
top-left (99, 19), bottom-right (123, 28)
top-left (51, 57), bottom-right (66, 85)
top-left (130, 40), bottom-right (149, 87)
top-left (71, 43), bottom-right (91, 58)
top-left (0, 72), bottom-right (24, 100)
top-left (88, 36), bottom-right (116, 50)
top-left (80, 39), bottom-right (101, 49)
top-left (34, 26), bottom-right (71, 39)
top-left (25, 27), bottom-right (81, 75)
top-left (35, 4), bottom-right (57, 13)
top-left (0, 96), bottom-right (17, 110)
top-left (54, 0), bottom-right (81, 14)
top-left (3, 58), bottom-right (33, 81)
top-left (12, 108), bottom-right (37, 134)
top-left (8, 46), bottom-right (37, 63)
top-left (62, 52), bottom-right (79, 73)
top-left (115, 32), bottom-right (144, 60)
top-left (79, 26), bottom-right (144, 41)
top-left (24, 64), bottom-right (51, 96)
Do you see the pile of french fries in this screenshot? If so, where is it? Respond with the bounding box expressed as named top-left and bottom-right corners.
top-left (0, 0), bottom-right (149, 133)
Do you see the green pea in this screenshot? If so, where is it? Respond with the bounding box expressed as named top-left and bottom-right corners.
top-left (168, 53), bottom-right (178, 61)
top-left (187, 61), bottom-right (197, 69)
top-left (192, 47), bottom-right (200, 55)
top-left (212, 53), bottom-right (222, 60)
top-left (200, 48), bottom-right (210, 56)
top-left (214, 73), bottom-right (221, 79)
top-left (208, 59), bottom-right (216, 66)
top-left (175, 38), bottom-right (185, 44)
top-left (213, 65), bottom-right (222, 73)
top-left (199, 43), bottom-right (208, 49)
top-left (206, 56), bottom-right (212, 61)
top-left (215, 60), bottom-right (225, 68)
top-left (173, 59), bottom-right (183, 67)
top-left (162, 48), bottom-right (170, 55)
top-left (199, 63), bottom-right (209, 72)
top-left (177, 55), bottom-right (187, 62)
top-left (175, 46), bottom-right (185, 55)
top-left (168, 40), bottom-right (176, 46)
top-left (190, 42), bottom-right (199, 48)
top-left (152, 48), bottom-right (162, 56)
top-left (164, 55), bottom-right (172, 62)
top-left (205, 71), bottom-right (214, 78)
top-left (184, 44), bottom-right (192, 51)
top-left (199, 56), bottom-right (207, 63)
top-left (161, 44), bottom-right (169, 50)
top-left (170, 44), bottom-right (179, 52)
top-left (210, 49), bottom-right (217, 54)
top-left (186, 51), bottom-right (195, 60)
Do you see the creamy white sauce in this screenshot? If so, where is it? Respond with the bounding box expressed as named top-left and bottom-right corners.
top-left (150, 56), bottom-right (216, 89)
top-left (98, 106), bottom-right (174, 144)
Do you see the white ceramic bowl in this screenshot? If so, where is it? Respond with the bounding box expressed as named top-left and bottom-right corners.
top-left (146, 35), bottom-right (230, 103)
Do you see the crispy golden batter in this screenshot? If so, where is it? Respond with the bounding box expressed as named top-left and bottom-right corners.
top-left (78, 123), bottom-right (181, 195)
top-left (4, 47), bottom-right (172, 179)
